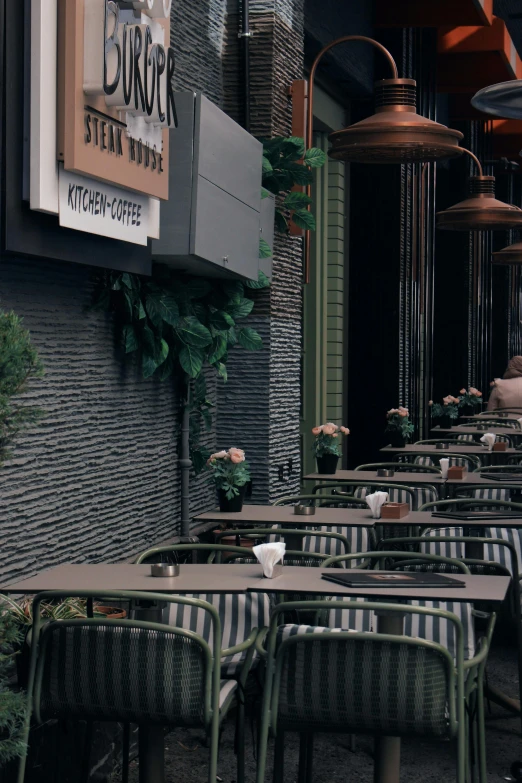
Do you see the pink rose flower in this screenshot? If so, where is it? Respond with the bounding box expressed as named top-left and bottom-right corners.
top-left (340, 426), bottom-right (350, 435)
top-left (228, 447), bottom-right (245, 464)
top-left (208, 450), bottom-right (228, 464)
top-left (312, 426), bottom-right (322, 435)
top-left (476, 391), bottom-right (482, 397)
top-left (399, 410), bottom-right (408, 417)
top-left (460, 388), bottom-right (466, 395)
top-left (322, 424), bottom-right (336, 435)
top-left (428, 400), bottom-right (433, 406)
top-left (332, 433), bottom-right (338, 437)
top-left (443, 395), bottom-right (453, 405)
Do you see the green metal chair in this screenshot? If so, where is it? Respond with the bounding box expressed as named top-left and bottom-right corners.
top-left (17, 589), bottom-right (253, 783)
top-left (356, 461), bottom-right (442, 474)
top-left (255, 598), bottom-right (493, 783)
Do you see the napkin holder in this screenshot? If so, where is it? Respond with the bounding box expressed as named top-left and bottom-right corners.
top-left (435, 442), bottom-right (451, 450)
top-left (263, 564), bottom-right (283, 579)
top-left (376, 468), bottom-right (394, 477)
top-left (492, 442), bottom-right (507, 452)
top-left (294, 504), bottom-right (316, 516)
top-left (380, 502), bottom-right (409, 519)
top-left (447, 466), bottom-right (467, 480)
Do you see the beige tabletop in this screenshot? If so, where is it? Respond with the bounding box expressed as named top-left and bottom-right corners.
top-left (461, 413), bottom-right (522, 422)
top-left (2, 563), bottom-right (265, 594)
top-left (247, 567), bottom-right (511, 603)
top-left (433, 425), bottom-right (522, 437)
top-left (194, 504), bottom-right (377, 527)
top-left (303, 470), bottom-right (444, 485)
top-left (381, 443), bottom-right (518, 455)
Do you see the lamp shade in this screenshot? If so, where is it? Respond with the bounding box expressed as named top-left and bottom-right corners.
top-left (492, 241), bottom-right (522, 265)
top-left (436, 175), bottom-right (522, 231)
top-left (328, 79), bottom-right (464, 164)
top-left (471, 81), bottom-right (522, 120)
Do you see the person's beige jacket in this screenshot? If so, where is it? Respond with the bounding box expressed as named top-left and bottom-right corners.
top-left (488, 356), bottom-right (522, 410)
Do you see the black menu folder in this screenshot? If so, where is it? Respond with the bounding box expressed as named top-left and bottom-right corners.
top-left (479, 473), bottom-right (522, 482)
top-left (432, 511), bottom-right (522, 521)
top-left (321, 571), bottom-right (464, 588)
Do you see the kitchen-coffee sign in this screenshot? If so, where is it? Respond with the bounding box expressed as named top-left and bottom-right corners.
top-left (51, 0), bottom-right (176, 243)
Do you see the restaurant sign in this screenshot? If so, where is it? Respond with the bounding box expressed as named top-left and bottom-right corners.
top-left (31, 0), bottom-right (177, 245)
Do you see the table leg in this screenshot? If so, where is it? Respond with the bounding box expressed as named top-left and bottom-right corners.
top-left (463, 527), bottom-right (483, 561)
top-left (139, 726), bottom-right (165, 783)
top-left (134, 601), bottom-right (167, 782)
top-left (373, 610), bottom-right (404, 783)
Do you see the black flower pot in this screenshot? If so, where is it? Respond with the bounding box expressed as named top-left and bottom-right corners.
top-left (218, 484), bottom-right (247, 512)
top-left (316, 454), bottom-right (339, 474)
top-left (388, 431), bottom-right (406, 448)
top-left (439, 415), bottom-right (453, 430)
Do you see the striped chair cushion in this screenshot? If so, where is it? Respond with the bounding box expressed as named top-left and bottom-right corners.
top-left (303, 525), bottom-right (370, 564)
top-left (325, 595), bottom-right (474, 661)
top-left (420, 527), bottom-right (465, 559)
top-left (169, 592), bottom-right (270, 677)
top-left (414, 455), bottom-right (481, 470)
top-left (456, 434), bottom-right (474, 442)
top-left (482, 527), bottom-right (521, 577)
top-left (421, 524), bottom-right (519, 577)
top-left (39, 623), bottom-right (235, 725)
top-left (275, 630), bottom-right (451, 736)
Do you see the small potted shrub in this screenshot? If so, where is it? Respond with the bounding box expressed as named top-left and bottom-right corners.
top-left (208, 448), bottom-right (251, 512)
top-left (458, 387), bottom-right (482, 417)
top-left (312, 423), bottom-right (350, 474)
top-left (385, 407), bottom-right (414, 448)
top-left (430, 395), bottom-right (460, 429)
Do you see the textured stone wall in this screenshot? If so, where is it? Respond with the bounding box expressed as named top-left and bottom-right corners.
top-left (218, 0), bottom-right (305, 502)
top-left (0, 258), bottom-right (215, 585)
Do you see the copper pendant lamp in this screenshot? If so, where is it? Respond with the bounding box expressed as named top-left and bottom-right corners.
top-left (436, 149), bottom-right (522, 231)
top-left (492, 242), bottom-right (522, 265)
top-left (307, 36), bottom-right (464, 164)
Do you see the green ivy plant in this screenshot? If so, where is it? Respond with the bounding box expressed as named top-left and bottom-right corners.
top-left (0, 310), bottom-right (44, 464)
top-left (261, 135), bottom-right (327, 238)
top-left (92, 267), bottom-right (268, 472)
top-left (0, 309), bottom-right (43, 768)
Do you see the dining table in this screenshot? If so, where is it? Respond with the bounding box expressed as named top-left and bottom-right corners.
top-left (194, 503), bottom-right (377, 549)
top-left (380, 443), bottom-right (519, 458)
top-left (432, 425), bottom-right (522, 441)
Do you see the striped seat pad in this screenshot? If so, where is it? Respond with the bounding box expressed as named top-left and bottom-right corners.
top-left (325, 596), bottom-right (474, 661)
top-left (354, 485), bottom-right (437, 511)
top-left (422, 520), bottom-right (519, 576)
top-left (414, 455), bottom-right (481, 469)
top-left (169, 592), bottom-right (270, 677)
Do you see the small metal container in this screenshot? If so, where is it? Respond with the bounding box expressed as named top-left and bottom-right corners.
top-left (150, 563), bottom-right (180, 578)
top-left (376, 468), bottom-right (395, 477)
top-left (435, 442), bottom-right (451, 450)
top-left (294, 504), bottom-right (316, 516)
top-left (476, 424), bottom-right (487, 431)
top-left (498, 411), bottom-right (509, 417)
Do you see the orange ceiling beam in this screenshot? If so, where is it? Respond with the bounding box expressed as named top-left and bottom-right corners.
top-left (375, 0), bottom-right (493, 28)
top-left (437, 17), bottom-right (518, 93)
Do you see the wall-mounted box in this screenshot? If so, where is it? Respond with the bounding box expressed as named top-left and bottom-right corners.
top-left (152, 92), bottom-right (265, 281)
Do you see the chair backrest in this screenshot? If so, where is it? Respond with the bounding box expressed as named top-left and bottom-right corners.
top-left (418, 496), bottom-right (522, 514)
top-left (168, 591), bottom-right (271, 676)
top-left (135, 543), bottom-right (250, 565)
top-left (355, 462), bottom-right (441, 474)
top-left (347, 483), bottom-right (438, 512)
top-left (267, 601), bottom-right (458, 738)
top-left (32, 591), bottom-right (219, 727)
top-left (214, 528), bottom-right (351, 558)
top-left (410, 451), bottom-right (481, 470)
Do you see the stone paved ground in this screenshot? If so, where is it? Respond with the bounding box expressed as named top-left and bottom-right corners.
top-left (116, 635), bottom-right (521, 783)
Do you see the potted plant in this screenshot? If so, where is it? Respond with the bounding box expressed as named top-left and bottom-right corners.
top-left (430, 395), bottom-right (460, 429)
top-left (1, 596), bottom-right (126, 687)
top-left (458, 387), bottom-right (483, 417)
top-left (207, 448), bottom-right (251, 512)
top-left (312, 423), bottom-right (350, 474)
top-left (385, 407), bottom-right (414, 448)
